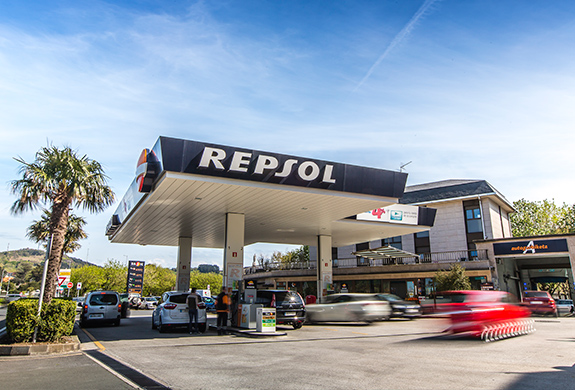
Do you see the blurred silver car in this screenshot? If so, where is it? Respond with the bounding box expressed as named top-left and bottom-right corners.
top-left (152, 291), bottom-right (207, 333)
top-left (305, 293), bottom-right (391, 324)
top-left (376, 293), bottom-right (422, 319)
top-left (556, 299), bottom-right (574, 316)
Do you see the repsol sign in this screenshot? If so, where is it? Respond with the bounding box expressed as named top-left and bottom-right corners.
top-left (156, 137), bottom-right (407, 197)
top-left (198, 146), bottom-right (337, 184)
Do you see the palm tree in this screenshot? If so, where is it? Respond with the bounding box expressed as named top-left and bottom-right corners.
top-left (11, 146), bottom-right (115, 303)
top-left (27, 209), bottom-right (88, 260)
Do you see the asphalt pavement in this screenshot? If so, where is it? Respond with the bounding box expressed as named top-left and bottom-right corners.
top-left (1, 310), bottom-right (574, 390)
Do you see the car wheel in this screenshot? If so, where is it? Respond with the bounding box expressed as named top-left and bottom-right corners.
top-left (306, 313), bottom-right (315, 324)
top-left (151, 315), bottom-right (157, 330)
top-left (198, 323), bottom-right (207, 333)
top-left (158, 317), bottom-right (166, 333)
top-left (79, 317), bottom-right (88, 328)
top-left (292, 321), bottom-right (303, 329)
top-left (114, 318), bottom-right (121, 326)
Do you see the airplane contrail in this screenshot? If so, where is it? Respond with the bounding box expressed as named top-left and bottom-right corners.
top-left (354, 0), bottom-right (440, 92)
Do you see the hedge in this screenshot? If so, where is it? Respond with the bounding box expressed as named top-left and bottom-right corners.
top-left (6, 298), bottom-right (76, 343)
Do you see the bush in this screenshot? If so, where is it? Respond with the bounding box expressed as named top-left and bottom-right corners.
top-left (38, 299), bottom-right (76, 341)
top-left (6, 299), bottom-right (39, 343)
top-left (6, 298), bottom-right (76, 343)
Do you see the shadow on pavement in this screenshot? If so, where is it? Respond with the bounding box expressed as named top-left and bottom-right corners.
top-left (505, 364), bottom-right (575, 390)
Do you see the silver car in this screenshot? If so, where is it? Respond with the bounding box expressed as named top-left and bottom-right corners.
top-left (152, 291), bottom-right (207, 333)
top-left (556, 299), bottom-right (574, 316)
top-left (79, 291), bottom-right (121, 327)
top-left (305, 293), bottom-right (391, 324)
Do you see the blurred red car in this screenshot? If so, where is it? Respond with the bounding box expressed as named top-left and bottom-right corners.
top-left (522, 290), bottom-right (557, 316)
top-left (431, 290), bottom-right (532, 340)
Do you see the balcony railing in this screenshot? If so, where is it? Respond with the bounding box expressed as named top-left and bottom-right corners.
top-left (243, 249), bottom-right (489, 274)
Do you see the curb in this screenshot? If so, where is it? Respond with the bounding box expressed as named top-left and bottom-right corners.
top-left (0, 335), bottom-right (81, 356)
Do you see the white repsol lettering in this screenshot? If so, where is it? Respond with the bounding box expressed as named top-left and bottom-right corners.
top-left (198, 147), bottom-right (226, 170)
top-left (254, 155), bottom-right (279, 174)
top-left (197, 146), bottom-right (336, 184)
top-left (229, 151), bottom-right (252, 173)
top-left (298, 161), bottom-right (320, 181)
top-left (275, 159), bottom-right (298, 177)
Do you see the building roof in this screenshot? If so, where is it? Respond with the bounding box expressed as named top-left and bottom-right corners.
top-left (400, 179), bottom-right (514, 211)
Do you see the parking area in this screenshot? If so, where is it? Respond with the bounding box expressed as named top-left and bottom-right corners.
top-left (73, 310), bottom-right (575, 390)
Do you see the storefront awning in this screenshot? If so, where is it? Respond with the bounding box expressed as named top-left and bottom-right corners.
top-left (353, 245), bottom-right (418, 259)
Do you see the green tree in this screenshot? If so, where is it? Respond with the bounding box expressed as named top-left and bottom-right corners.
top-left (26, 209), bottom-right (88, 259)
top-left (71, 265), bottom-right (105, 294)
top-left (510, 199), bottom-right (575, 237)
top-left (100, 260), bottom-right (127, 292)
top-left (189, 270), bottom-right (222, 293)
top-left (433, 264), bottom-right (471, 292)
top-left (11, 146), bottom-right (115, 303)
top-left (143, 264), bottom-right (176, 296)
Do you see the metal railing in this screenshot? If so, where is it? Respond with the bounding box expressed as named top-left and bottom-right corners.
top-left (243, 249), bottom-right (489, 274)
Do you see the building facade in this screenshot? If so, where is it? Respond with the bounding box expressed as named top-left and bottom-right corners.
top-left (244, 179), bottom-right (517, 299)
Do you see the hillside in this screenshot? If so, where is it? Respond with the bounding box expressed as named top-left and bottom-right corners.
top-left (0, 248), bottom-right (95, 273)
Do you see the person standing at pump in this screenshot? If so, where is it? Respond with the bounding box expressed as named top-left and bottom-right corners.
top-left (215, 288), bottom-right (230, 335)
top-left (187, 287), bottom-right (201, 334)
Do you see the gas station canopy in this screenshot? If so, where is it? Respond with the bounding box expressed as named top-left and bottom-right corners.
top-left (106, 137), bottom-right (435, 248)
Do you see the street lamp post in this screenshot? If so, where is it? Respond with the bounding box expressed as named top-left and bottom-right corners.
top-left (0, 269), bottom-right (6, 295)
top-left (33, 234), bottom-right (53, 343)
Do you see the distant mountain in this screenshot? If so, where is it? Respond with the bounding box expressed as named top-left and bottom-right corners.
top-left (0, 248), bottom-right (96, 272)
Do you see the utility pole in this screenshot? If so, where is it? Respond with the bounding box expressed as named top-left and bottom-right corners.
top-left (33, 234), bottom-right (53, 343)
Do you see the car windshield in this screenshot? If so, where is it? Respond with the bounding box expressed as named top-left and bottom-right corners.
top-left (557, 300), bottom-right (573, 304)
top-left (89, 293), bottom-right (118, 305)
top-left (145, 297), bottom-right (156, 301)
top-left (203, 297), bottom-right (214, 303)
top-left (379, 294), bottom-right (402, 302)
top-left (255, 291), bottom-right (302, 306)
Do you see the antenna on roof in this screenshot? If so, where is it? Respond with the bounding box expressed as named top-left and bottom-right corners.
top-left (399, 161), bottom-right (412, 172)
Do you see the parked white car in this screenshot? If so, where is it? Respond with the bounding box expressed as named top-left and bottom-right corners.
top-left (141, 296), bottom-right (158, 310)
top-left (305, 293), bottom-right (391, 324)
top-left (152, 291), bottom-right (207, 333)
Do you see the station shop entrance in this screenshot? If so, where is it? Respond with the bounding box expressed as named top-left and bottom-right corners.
top-left (498, 254), bottom-right (574, 299)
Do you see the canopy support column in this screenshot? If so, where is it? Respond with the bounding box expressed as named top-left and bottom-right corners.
top-left (224, 213), bottom-right (245, 291)
top-left (317, 235), bottom-right (333, 303)
top-left (176, 237), bottom-right (192, 291)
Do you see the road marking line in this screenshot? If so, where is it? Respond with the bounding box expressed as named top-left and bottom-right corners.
top-left (82, 328), bottom-right (106, 352)
top-left (324, 328), bottom-right (339, 332)
top-left (352, 331), bottom-right (370, 335)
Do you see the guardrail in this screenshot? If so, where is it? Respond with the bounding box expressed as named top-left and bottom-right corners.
top-left (243, 249), bottom-right (489, 274)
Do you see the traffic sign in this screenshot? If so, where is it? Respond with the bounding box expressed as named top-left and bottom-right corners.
top-left (58, 269), bottom-right (71, 287)
top-left (67, 282), bottom-right (73, 289)
top-left (77, 282), bottom-right (82, 290)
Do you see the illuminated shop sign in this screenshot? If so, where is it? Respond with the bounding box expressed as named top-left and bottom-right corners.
top-left (493, 239), bottom-right (568, 256)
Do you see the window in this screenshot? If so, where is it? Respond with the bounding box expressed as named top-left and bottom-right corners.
top-left (356, 242), bottom-right (369, 251)
top-left (414, 231), bottom-right (430, 254)
top-left (465, 207), bottom-right (482, 233)
top-left (89, 293), bottom-right (118, 306)
top-left (463, 200), bottom-right (484, 253)
top-left (383, 236), bottom-right (402, 250)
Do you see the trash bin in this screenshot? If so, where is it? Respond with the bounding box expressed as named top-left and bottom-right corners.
top-left (305, 295), bottom-right (316, 304)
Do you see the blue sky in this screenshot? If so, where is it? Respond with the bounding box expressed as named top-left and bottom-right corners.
top-left (1, 0), bottom-right (574, 269)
